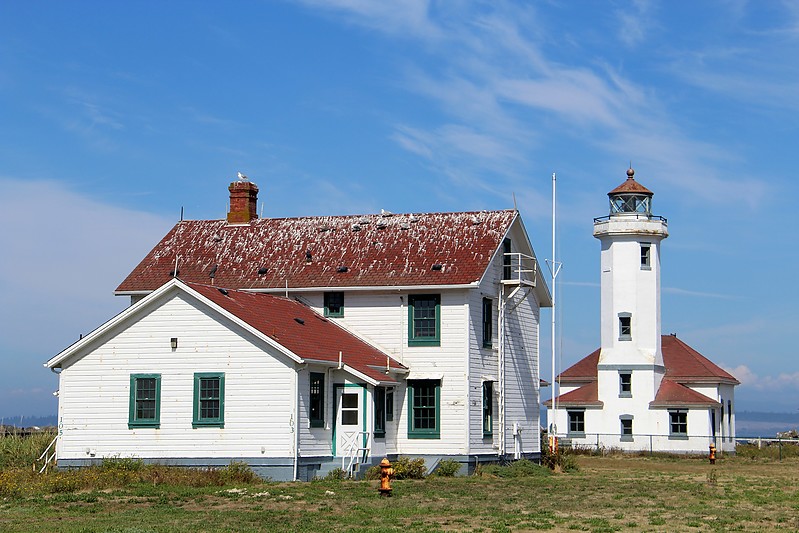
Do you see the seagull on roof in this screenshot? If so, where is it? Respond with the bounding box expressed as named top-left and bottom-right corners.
top-left (237, 171), bottom-right (248, 182)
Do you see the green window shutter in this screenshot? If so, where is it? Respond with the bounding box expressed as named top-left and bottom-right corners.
top-left (309, 372), bottom-right (325, 428)
top-left (129, 374), bottom-right (161, 429)
top-left (193, 373), bottom-right (225, 428)
top-left (408, 294), bottom-right (441, 346)
top-left (407, 379), bottom-right (440, 439)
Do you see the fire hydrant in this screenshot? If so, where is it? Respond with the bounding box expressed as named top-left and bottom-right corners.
top-left (378, 457), bottom-right (394, 497)
top-left (709, 443), bottom-right (716, 464)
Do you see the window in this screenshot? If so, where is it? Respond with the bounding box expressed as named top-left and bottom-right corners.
top-left (309, 372), bottom-right (325, 428)
top-left (502, 239), bottom-right (512, 280)
top-left (386, 388), bottom-right (394, 421)
top-left (324, 292), bottom-right (344, 317)
top-left (408, 379), bottom-right (440, 439)
top-left (640, 243), bottom-right (651, 270)
top-left (129, 374), bottom-right (161, 428)
top-left (568, 410), bottom-right (585, 436)
top-left (193, 373), bottom-right (225, 428)
top-left (618, 312), bottom-right (632, 341)
top-left (619, 372), bottom-right (632, 398)
top-left (408, 294), bottom-right (441, 346)
top-left (620, 416), bottom-right (633, 441)
top-left (482, 381), bottom-right (493, 437)
top-left (482, 297), bottom-right (493, 348)
top-left (340, 393), bottom-right (359, 425)
top-left (669, 410), bottom-right (688, 438)
top-left (374, 386), bottom-right (386, 438)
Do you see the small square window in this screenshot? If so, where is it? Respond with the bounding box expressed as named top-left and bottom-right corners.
top-left (568, 410), bottom-right (585, 436)
top-left (620, 417), bottom-right (633, 441)
top-left (619, 372), bottom-right (632, 397)
top-left (669, 410), bottom-right (688, 438)
top-left (619, 313), bottom-right (632, 341)
top-left (324, 292), bottom-right (344, 317)
top-left (640, 243), bottom-right (651, 270)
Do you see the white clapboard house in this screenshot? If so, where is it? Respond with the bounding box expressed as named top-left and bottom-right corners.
top-left (46, 178), bottom-right (551, 480)
top-left (545, 169), bottom-right (739, 454)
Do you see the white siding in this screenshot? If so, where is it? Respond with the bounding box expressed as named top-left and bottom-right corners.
top-left (468, 222), bottom-right (542, 456)
top-left (57, 293), bottom-right (297, 461)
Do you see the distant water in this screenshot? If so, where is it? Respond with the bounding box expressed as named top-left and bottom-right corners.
top-left (736, 411), bottom-right (799, 438)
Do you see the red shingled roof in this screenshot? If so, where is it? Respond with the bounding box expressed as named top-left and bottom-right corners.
top-left (661, 335), bottom-right (739, 384)
top-left (543, 382), bottom-right (602, 408)
top-left (650, 379), bottom-right (721, 408)
top-left (557, 348), bottom-right (599, 384)
top-left (556, 336), bottom-right (738, 385)
top-left (186, 281), bottom-right (405, 383)
top-left (548, 335), bottom-right (738, 407)
top-left (117, 210), bottom-right (517, 293)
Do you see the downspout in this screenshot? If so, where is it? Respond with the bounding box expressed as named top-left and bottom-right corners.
top-left (498, 283), bottom-right (505, 457)
top-left (293, 366), bottom-right (301, 481)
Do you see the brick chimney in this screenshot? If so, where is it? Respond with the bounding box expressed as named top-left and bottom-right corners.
top-left (227, 179), bottom-right (259, 224)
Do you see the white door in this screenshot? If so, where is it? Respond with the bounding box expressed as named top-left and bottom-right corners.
top-left (334, 385), bottom-right (366, 458)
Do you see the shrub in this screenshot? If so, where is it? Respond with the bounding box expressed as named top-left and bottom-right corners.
top-left (391, 456), bottom-right (427, 479)
top-left (323, 467), bottom-right (348, 481)
top-left (541, 445), bottom-right (579, 472)
top-left (433, 459), bottom-right (461, 477)
top-left (363, 465), bottom-right (381, 480)
top-left (219, 461), bottom-right (258, 484)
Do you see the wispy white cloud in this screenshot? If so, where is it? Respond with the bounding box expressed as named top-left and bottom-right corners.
top-left (726, 364), bottom-right (799, 391)
top-left (615, 0), bottom-right (658, 47)
top-left (297, 0), bottom-right (769, 213)
top-left (662, 286), bottom-right (738, 299)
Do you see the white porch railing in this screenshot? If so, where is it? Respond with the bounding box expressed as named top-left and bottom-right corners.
top-left (340, 430), bottom-right (370, 477)
top-left (36, 434), bottom-right (59, 473)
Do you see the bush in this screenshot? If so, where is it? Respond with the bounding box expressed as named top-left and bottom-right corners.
top-left (433, 459), bottom-right (461, 477)
top-left (323, 467), bottom-right (348, 481)
top-left (219, 461), bottom-right (258, 484)
top-left (541, 445), bottom-right (579, 473)
top-left (391, 456), bottom-right (427, 479)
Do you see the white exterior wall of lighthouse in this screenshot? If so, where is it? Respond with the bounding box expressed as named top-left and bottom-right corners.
top-left (595, 221), bottom-right (667, 368)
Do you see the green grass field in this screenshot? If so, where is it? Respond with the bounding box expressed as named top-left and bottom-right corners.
top-left (2, 434), bottom-right (798, 532)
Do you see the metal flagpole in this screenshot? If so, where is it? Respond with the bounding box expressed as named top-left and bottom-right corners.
top-left (547, 172), bottom-right (563, 442)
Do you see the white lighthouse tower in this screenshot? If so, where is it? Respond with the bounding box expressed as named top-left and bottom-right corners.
top-left (547, 167), bottom-right (738, 452)
top-left (592, 168), bottom-right (668, 440)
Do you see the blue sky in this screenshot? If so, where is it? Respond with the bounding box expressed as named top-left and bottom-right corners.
top-left (1, 1), bottom-right (797, 419)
